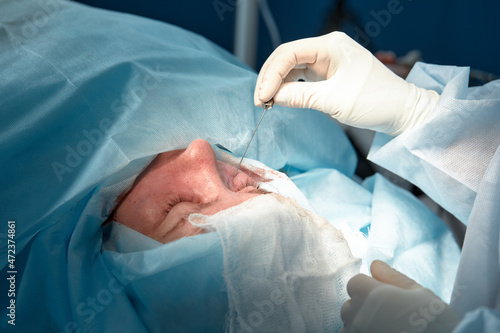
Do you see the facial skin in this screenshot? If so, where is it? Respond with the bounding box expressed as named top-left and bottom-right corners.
top-left (110, 139), bottom-right (267, 243)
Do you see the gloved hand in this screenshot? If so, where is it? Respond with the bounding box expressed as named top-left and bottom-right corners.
top-left (254, 32), bottom-right (439, 136)
top-left (340, 260), bottom-right (459, 333)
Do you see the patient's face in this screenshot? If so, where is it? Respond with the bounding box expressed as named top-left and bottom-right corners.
top-left (111, 139), bottom-right (267, 243)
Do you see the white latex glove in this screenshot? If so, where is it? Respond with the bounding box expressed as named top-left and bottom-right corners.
top-left (340, 260), bottom-right (459, 333)
top-left (254, 32), bottom-right (439, 136)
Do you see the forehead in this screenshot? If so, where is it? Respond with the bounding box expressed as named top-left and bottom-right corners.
top-left (127, 149), bottom-right (186, 188)
top-left (112, 150), bottom-right (182, 207)
top-left (142, 149), bottom-right (184, 175)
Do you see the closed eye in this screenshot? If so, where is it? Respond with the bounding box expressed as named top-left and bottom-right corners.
top-left (165, 196), bottom-right (183, 214)
top-left (233, 179), bottom-right (261, 192)
top-left (238, 186), bottom-right (268, 195)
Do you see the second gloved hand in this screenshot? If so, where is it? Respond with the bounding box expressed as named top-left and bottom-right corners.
top-left (340, 260), bottom-right (460, 333)
top-left (254, 32), bottom-right (439, 136)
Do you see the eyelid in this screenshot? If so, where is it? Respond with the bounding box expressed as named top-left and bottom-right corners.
top-left (167, 200), bottom-right (211, 219)
top-left (240, 187), bottom-right (268, 195)
top-left (161, 201), bottom-right (212, 235)
top-left (160, 187), bottom-right (267, 240)
top-left (234, 179), bottom-right (260, 192)
top-left (157, 195), bottom-right (186, 229)
top-left (165, 196), bottom-right (182, 214)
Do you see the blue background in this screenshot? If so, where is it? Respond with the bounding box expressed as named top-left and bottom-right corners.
top-left (74, 0), bottom-right (499, 77)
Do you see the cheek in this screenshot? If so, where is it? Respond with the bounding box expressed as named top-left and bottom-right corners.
top-left (115, 198), bottom-right (163, 235)
top-left (216, 161), bottom-right (235, 187)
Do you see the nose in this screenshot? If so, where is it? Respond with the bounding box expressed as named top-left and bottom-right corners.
top-left (184, 139), bottom-right (217, 162)
top-left (178, 139), bottom-right (228, 194)
top-left (177, 139), bottom-right (256, 195)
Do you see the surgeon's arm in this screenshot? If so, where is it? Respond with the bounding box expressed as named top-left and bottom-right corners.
top-left (254, 32), bottom-right (439, 136)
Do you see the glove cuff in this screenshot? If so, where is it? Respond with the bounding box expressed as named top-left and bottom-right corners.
top-left (389, 87), bottom-right (439, 136)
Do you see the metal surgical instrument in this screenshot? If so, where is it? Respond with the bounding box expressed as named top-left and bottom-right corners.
top-left (234, 99), bottom-right (274, 177)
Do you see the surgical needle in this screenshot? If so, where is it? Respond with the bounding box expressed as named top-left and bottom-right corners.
top-left (234, 100), bottom-right (274, 177)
